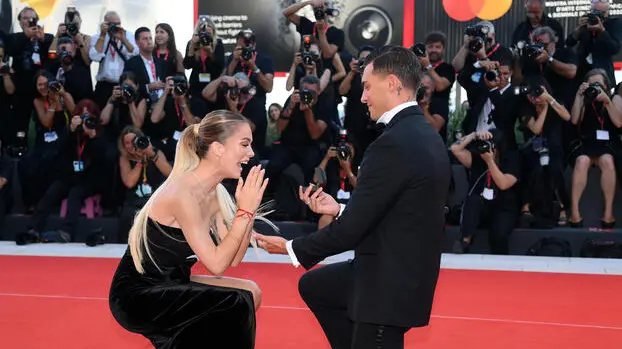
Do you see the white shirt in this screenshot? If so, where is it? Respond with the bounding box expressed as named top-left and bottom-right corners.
top-left (89, 31), bottom-right (138, 83)
top-left (141, 54), bottom-right (164, 98)
top-left (475, 84), bottom-right (511, 132)
top-left (376, 101), bottom-right (419, 125)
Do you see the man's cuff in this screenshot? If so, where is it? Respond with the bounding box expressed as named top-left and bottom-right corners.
top-left (285, 240), bottom-right (300, 268)
top-left (337, 203), bottom-right (346, 218)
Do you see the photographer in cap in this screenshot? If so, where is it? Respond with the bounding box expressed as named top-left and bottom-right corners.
top-left (566, 0), bottom-right (620, 86)
top-left (50, 7), bottom-right (91, 70)
top-left (16, 99), bottom-right (106, 245)
top-left (49, 35), bottom-right (93, 103)
top-left (450, 128), bottom-right (520, 255)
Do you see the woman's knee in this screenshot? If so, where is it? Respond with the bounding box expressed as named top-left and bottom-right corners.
top-left (598, 154), bottom-right (615, 173)
top-left (573, 155), bottom-right (591, 173)
top-left (247, 280), bottom-right (262, 310)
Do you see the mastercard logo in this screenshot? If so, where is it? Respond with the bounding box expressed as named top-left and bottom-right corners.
top-left (443, 0), bottom-right (513, 21)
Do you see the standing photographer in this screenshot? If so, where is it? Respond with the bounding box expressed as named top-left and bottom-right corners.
top-left (16, 100), bottom-right (106, 245)
top-left (452, 21), bottom-right (511, 74)
top-left (451, 129), bottom-right (520, 255)
top-left (0, 38), bottom-right (15, 149)
top-left (567, 69), bottom-right (621, 228)
top-left (511, 0), bottom-right (565, 49)
top-left (566, 0), bottom-right (620, 86)
top-left (100, 71), bottom-right (148, 139)
top-left (50, 7), bottom-right (92, 70)
top-left (49, 36), bottom-right (93, 103)
top-left (418, 74), bottom-right (449, 142)
top-left (285, 37), bottom-right (334, 92)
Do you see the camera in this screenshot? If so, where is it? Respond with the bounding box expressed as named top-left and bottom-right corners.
top-left (80, 113), bottom-right (99, 130)
top-left (583, 83), bottom-right (602, 101)
top-left (133, 135), bottom-right (150, 150)
top-left (300, 88), bottom-right (315, 105)
top-left (5, 132), bottom-right (27, 157)
top-left (48, 80), bottom-right (63, 93)
top-left (314, 6), bottom-right (340, 21)
top-left (58, 47), bottom-right (74, 66)
top-left (65, 7), bottom-right (78, 35)
top-left (27, 17), bottom-right (38, 28)
top-left (219, 82), bottom-right (257, 101)
top-left (199, 31), bottom-right (213, 46)
top-left (416, 86), bottom-right (427, 101)
top-left (172, 76), bottom-right (188, 96)
top-left (524, 43), bottom-right (544, 60)
top-left (484, 70), bottom-right (498, 82)
top-left (240, 30), bottom-right (255, 61)
top-left (587, 9), bottom-right (604, 26)
top-left (513, 84), bottom-right (544, 97)
top-left (336, 129), bottom-right (352, 161)
top-left (469, 139), bottom-right (495, 155)
top-left (301, 51), bottom-right (319, 65)
top-left (464, 24), bottom-right (489, 53)
top-left (357, 59), bottom-right (366, 71)
top-left (411, 42), bottom-right (426, 57)
top-left (120, 83), bottom-right (137, 101)
top-left (65, 22), bottom-right (78, 36)
top-left (108, 23), bottom-right (118, 35)
top-left (302, 34), bottom-right (312, 51)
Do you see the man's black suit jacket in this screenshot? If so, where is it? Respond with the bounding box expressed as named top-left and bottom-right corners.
top-left (122, 55), bottom-right (167, 100)
top-left (292, 105), bottom-right (451, 328)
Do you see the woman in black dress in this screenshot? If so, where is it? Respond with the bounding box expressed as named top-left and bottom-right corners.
top-left (109, 110), bottom-right (272, 348)
top-left (568, 69), bottom-right (622, 228)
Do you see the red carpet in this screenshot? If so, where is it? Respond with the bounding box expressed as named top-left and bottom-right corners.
top-left (1, 255), bottom-right (621, 348)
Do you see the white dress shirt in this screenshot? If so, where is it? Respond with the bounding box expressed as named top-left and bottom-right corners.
top-left (140, 55), bottom-right (164, 98)
top-left (475, 84), bottom-right (511, 132)
top-left (284, 101), bottom-right (418, 267)
top-left (89, 31), bottom-right (137, 83)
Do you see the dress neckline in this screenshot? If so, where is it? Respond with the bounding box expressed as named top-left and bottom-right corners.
top-left (148, 217), bottom-right (183, 232)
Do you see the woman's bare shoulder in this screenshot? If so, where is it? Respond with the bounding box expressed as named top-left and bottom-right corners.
top-left (149, 175), bottom-right (197, 226)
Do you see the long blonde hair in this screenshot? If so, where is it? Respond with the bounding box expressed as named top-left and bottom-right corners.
top-left (128, 110), bottom-right (276, 273)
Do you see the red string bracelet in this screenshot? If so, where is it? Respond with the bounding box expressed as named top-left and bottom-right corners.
top-left (236, 208), bottom-right (255, 220)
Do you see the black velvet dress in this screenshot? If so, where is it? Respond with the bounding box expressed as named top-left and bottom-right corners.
top-left (109, 218), bottom-right (256, 348)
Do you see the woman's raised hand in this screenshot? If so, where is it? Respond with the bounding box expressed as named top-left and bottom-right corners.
top-left (235, 165), bottom-right (269, 214)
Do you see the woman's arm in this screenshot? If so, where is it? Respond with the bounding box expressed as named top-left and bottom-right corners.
top-left (526, 105), bottom-right (548, 135)
top-left (34, 98), bottom-right (55, 129)
top-left (331, 53), bottom-right (346, 83)
top-left (129, 99), bottom-right (147, 128)
top-left (119, 155), bottom-right (143, 189)
top-left (213, 210), bottom-right (252, 267)
top-left (62, 91), bottom-right (76, 115)
top-left (485, 158), bottom-right (517, 191)
top-left (450, 132), bottom-right (476, 169)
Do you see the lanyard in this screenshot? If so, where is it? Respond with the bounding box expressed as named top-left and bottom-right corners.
top-left (312, 23), bottom-right (330, 38)
top-left (142, 163), bottom-right (148, 184)
top-left (77, 139), bottom-right (86, 160)
top-left (200, 51), bottom-right (208, 72)
top-left (432, 60), bottom-right (444, 70)
top-left (159, 49), bottom-right (169, 61)
top-left (110, 39), bottom-right (118, 59)
top-left (147, 60), bottom-right (156, 81)
top-left (486, 43), bottom-right (500, 58)
top-left (175, 101), bottom-right (184, 128)
top-left (486, 171), bottom-right (492, 188)
top-left (592, 101), bottom-right (605, 129)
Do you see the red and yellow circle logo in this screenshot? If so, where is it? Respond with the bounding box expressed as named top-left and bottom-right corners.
top-left (443, 0), bottom-right (513, 21)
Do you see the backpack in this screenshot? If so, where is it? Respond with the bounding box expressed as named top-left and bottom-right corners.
top-left (526, 237), bottom-right (572, 257)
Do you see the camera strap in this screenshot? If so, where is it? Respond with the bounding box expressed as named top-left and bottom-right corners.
top-left (591, 101), bottom-right (605, 129)
top-left (199, 51), bottom-right (209, 72)
top-left (432, 60), bottom-right (444, 70)
top-left (142, 163), bottom-right (148, 183)
top-left (158, 49), bottom-right (170, 61)
top-left (485, 43), bottom-right (500, 58)
top-left (106, 37), bottom-right (127, 62)
top-left (77, 138), bottom-right (86, 161)
top-left (174, 101), bottom-right (184, 128)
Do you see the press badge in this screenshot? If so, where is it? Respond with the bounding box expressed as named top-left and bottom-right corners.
top-left (199, 73), bottom-right (211, 83)
top-left (136, 183), bottom-right (153, 197)
top-left (73, 161), bottom-right (84, 173)
top-left (597, 130), bottom-right (610, 141)
top-left (32, 52), bottom-right (41, 65)
top-left (43, 131), bottom-right (58, 143)
top-left (586, 53), bottom-right (593, 65)
top-left (173, 130), bottom-right (182, 141)
top-left (482, 188), bottom-right (494, 201)
top-left (471, 72), bottom-right (482, 83)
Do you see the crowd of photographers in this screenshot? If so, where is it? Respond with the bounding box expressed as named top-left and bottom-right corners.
top-left (0, 0), bottom-right (621, 255)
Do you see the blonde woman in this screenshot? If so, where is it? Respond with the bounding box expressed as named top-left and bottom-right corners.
top-left (109, 110), bottom-right (270, 348)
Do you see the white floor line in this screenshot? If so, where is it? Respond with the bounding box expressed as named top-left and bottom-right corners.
top-left (1, 292), bottom-right (620, 331)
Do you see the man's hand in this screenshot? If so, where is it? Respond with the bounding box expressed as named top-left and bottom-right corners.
top-left (535, 50), bottom-right (550, 64)
top-left (479, 60), bottom-right (499, 71)
top-left (253, 233), bottom-right (288, 254)
top-left (0, 177), bottom-right (7, 190)
top-left (299, 185), bottom-right (340, 216)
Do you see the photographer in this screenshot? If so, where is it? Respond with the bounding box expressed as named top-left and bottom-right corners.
top-left (452, 21), bottom-right (511, 74)
top-left (50, 7), bottom-right (92, 69)
top-left (116, 126), bottom-right (171, 242)
top-left (285, 37), bottom-right (337, 93)
top-left (17, 99), bottom-right (106, 245)
top-left (282, 0), bottom-right (344, 61)
top-left (149, 75), bottom-right (200, 160)
top-left (184, 16), bottom-right (225, 117)
top-left (418, 73), bottom-right (448, 142)
top-left (339, 46), bottom-right (378, 168)
top-left (267, 75), bottom-right (330, 188)
top-left (451, 129), bottom-right (520, 255)
top-left (566, 0), bottom-right (620, 86)
top-left (100, 71), bottom-right (148, 139)
top-left (511, 0), bottom-right (564, 49)
top-left (313, 131), bottom-right (357, 198)
top-left (3, 7), bottom-right (54, 147)
top-left (567, 69), bottom-right (621, 228)
top-left (49, 35), bottom-right (93, 103)
top-left (89, 11), bottom-right (137, 109)
top-left (413, 32), bottom-right (456, 128)
top-left (0, 38), bottom-right (16, 149)
top-left (225, 29), bottom-right (274, 156)
top-left (517, 78), bottom-right (571, 227)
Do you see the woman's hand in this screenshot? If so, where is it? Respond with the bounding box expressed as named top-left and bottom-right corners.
top-left (70, 114), bottom-right (82, 132)
top-left (577, 82), bottom-right (589, 97)
top-left (235, 165), bottom-right (269, 214)
top-left (324, 146), bottom-right (338, 160)
top-left (596, 89), bottom-right (612, 105)
top-left (299, 185), bottom-right (341, 217)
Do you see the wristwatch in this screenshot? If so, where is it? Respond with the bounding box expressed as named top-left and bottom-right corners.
top-left (254, 67), bottom-right (261, 74)
top-left (547, 56), bottom-right (554, 63)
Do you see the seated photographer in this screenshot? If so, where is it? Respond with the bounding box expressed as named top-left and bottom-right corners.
top-left (266, 75), bottom-right (330, 191)
top-left (225, 29), bottom-right (274, 156)
top-left (154, 23), bottom-right (184, 77)
top-left (418, 73), bottom-right (448, 142)
top-left (50, 7), bottom-right (92, 70)
top-left (100, 71), bottom-right (148, 141)
top-left (313, 132), bottom-right (357, 199)
top-left (116, 126), bottom-right (171, 242)
top-left (566, 0), bottom-right (620, 86)
top-left (48, 35), bottom-right (93, 103)
top-left (16, 99), bottom-right (106, 245)
top-left (202, 73), bottom-right (265, 152)
top-left (148, 75), bottom-right (200, 160)
top-left (184, 16), bottom-right (225, 117)
top-left (517, 79), bottom-right (571, 227)
top-left (285, 37), bottom-right (333, 92)
top-left (567, 69), bottom-right (622, 228)
top-left (339, 46), bottom-right (379, 169)
top-left (451, 129), bottom-right (520, 255)
top-left (511, 0), bottom-right (565, 49)
top-left (266, 103), bottom-right (282, 147)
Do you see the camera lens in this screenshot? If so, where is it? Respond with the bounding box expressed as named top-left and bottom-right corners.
top-left (133, 136), bottom-right (150, 150)
top-left (344, 6), bottom-right (393, 53)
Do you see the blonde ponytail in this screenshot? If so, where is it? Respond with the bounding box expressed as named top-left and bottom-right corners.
top-left (129, 126), bottom-right (203, 274)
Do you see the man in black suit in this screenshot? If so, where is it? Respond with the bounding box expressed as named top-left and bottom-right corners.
top-left (122, 27), bottom-right (167, 102)
top-left (255, 46), bottom-right (450, 349)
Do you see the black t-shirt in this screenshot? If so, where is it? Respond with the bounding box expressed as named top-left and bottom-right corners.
top-left (468, 150), bottom-right (521, 203)
top-left (104, 98), bottom-right (145, 142)
top-left (429, 99), bottom-right (449, 144)
top-left (225, 52), bottom-right (274, 102)
top-left (146, 95), bottom-right (187, 141)
top-left (185, 39), bottom-right (225, 97)
top-left (280, 94), bottom-right (331, 147)
top-left (578, 102), bottom-right (618, 141)
top-left (6, 32), bottom-right (55, 92)
top-left (430, 62), bottom-right (456, 106)
top-left (520, 101), bottom-right (565, 148)
top-left (296, 17), bottom-right (345, 71)
top-left (521, 48), bottom-right (577, 107)
top-left (48, 63), bottom-right (94, 104)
